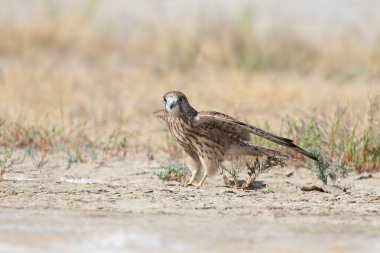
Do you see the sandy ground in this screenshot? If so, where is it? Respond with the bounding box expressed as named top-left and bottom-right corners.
top-left (0, 151), bottom-right (379, 253)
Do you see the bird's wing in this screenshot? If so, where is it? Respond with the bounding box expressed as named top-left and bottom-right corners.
top-left (194, 111), bottom-right (317, 161)
top-left (194, 111), bottom-right (251, 141)
top-left (152, 109), bottom-right (166, 121)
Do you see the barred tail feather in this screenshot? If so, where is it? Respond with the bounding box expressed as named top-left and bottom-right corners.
top-left (240, 123), bottom-right (317, 161)
top-left (231, 141), bottom-right (291, 159)
top-left (247, 145), bottom-right (291, 159)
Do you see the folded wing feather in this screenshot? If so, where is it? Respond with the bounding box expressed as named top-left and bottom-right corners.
top-left (195, 111), bottom-right (317, 161)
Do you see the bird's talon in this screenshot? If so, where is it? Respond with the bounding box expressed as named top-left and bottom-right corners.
top-left (186, 174), bottom-right (196, 186)
top-left (196, 174), bottom-right (207, 189)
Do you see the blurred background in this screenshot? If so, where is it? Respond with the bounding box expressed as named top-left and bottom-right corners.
top-left (0, 0), bottom-right (379, 167)
top-left (1, 3), bottom-right (380, 252)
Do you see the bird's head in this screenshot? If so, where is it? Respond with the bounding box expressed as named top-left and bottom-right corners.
top-left (163, 91), bottom-right (191, 117)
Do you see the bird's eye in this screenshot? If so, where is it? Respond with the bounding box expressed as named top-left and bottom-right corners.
top-left (163, 97), bottom-right (167, 103)
top-left (178, 97), bottom-right (183, 102)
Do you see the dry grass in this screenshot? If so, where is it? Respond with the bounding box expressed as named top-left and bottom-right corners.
top-left (0, 3), bottom-right (379, 177)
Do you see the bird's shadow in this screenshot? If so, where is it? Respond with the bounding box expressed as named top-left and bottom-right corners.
top-left (222, 179), bottom-right (266, 191)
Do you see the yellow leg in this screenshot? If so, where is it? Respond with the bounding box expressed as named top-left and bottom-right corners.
top-left (186, 173), bottom-right (196, 186)
top-left (196, 173), bottom-right (207, 189)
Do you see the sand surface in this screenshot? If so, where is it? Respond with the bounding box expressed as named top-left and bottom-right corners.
top-left (1, 151), bottom-right (379, 253)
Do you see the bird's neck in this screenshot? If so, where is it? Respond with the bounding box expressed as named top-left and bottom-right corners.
top-left (166, 105), bottom-right (198, 122)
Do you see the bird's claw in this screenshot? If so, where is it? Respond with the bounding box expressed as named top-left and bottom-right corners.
top-left (186, 174), bottom-right (196, 186)
top-left (196, 174), bottom-right (207, 189)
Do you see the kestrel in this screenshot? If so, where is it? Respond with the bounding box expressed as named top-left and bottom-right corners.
top-left (154, 91), bottom-right (317, 188)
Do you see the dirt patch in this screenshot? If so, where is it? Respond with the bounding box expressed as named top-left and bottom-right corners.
top-left (1, 152), bottom-right (379, 252)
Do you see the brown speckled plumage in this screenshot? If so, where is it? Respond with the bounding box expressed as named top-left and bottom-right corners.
top-left (154, 91), bottom-right (317, 188)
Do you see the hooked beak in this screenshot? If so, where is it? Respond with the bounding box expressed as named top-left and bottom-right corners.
top-left (168, 101), bottom-right (176, 110)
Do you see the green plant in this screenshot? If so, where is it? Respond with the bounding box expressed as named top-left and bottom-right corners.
top-left (221, 156), bottom-right (287, 189)
top-left (153, 163), bottom-right (190, 183)
top-left (307, 148), bottom-right (354, 185)
top-left (0, 148), bottom-right (14, 180)
top-left (65, 147), bottom-right (84, 169)
top-left (281, 98), bottom-right (380, 175)
top-left (308, 148), bottom-right (331, 184)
